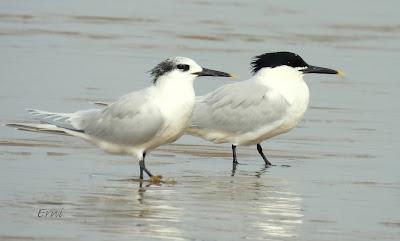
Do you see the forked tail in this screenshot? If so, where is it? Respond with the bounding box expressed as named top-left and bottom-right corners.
top-left (6, 109), bottom-right (87, 136)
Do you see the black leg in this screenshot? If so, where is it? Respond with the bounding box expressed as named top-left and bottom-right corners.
top-left (232, 145), bottom-right (238, 164)
top-left (231, 161), bottom-right (238, 177)
top-left (139, 152), bottom-right (153, 179)
top-left (257, 144), bottom-right (272, 166)
top-left (139, 160), bottom-right (144, 180)
top-left (231, 145), bottom-right (239, 176)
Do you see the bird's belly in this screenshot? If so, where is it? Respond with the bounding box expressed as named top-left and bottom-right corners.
top-left (146, 109), bottom-right (192, 150)
top-left (236, 97), bottom-right (309, 146)
top-left (160, 118), bottom-right (190, 143)
top-left (188, 112), bottom-right (304, 146)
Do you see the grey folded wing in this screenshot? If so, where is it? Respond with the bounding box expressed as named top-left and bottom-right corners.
top-left (191, 82), bottom-right (290, 134)
top-left (83, 91), bottom-right (164, 146)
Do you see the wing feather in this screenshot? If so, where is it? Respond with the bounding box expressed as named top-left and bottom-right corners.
top-left (26, 88), bottom-right (164, 147)
top-left (84, 89), bottom-right (164, 146)
top-left (190, 81), bottom-right (290, 135)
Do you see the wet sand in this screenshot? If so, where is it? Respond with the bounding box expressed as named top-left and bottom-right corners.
top-left (1, 0), bottom-right (399, 240)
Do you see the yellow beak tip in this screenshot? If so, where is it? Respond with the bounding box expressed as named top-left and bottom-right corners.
top-left (229, 73), bottom-right (237, 79)
top-left (337, 70), bottom-right (346, 77)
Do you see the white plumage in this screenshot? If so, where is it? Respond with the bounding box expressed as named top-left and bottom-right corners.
top-left (187, 52), bottom-right (339, 167)
top-left (8, 56), bottom-right (232, 179)
top-left (188, 66), bottom-right (309, 145)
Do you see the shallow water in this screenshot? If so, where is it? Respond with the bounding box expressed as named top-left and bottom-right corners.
top-left (1, 0), bottom-right (399, 240)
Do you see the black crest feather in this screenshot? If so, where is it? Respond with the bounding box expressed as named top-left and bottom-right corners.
top-left (149, 59), bottom-right (176, 84)
top-left (251, 52), bottom-right (309, 74)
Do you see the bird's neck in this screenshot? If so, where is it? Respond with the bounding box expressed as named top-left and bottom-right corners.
top-left (154, 73), bottom-right (196, 117)
top-left (154, 72), bottom-right (195, 96)
top-left (254, 67), bottom-right (309, 105)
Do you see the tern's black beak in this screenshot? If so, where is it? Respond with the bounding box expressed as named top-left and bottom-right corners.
top-left (301, 65), bottom-right (339, 75)
top-left (193, 68), bottom-right (232, 77)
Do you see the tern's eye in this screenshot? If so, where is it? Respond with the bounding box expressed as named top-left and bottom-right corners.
top-left (177, 64), bottom-right (190, 72)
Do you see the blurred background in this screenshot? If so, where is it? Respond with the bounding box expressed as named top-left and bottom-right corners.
top-left (0, 0), bottom-right (399, 240)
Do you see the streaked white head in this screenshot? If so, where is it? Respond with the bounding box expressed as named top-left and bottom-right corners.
top-left (149, 56), bottom-right (231, 84)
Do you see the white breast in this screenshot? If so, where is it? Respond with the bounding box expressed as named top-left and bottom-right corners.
top-left (255, 67), bottom-right (310, 140)
top-left (146, 74), bottom-right (196, 150)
